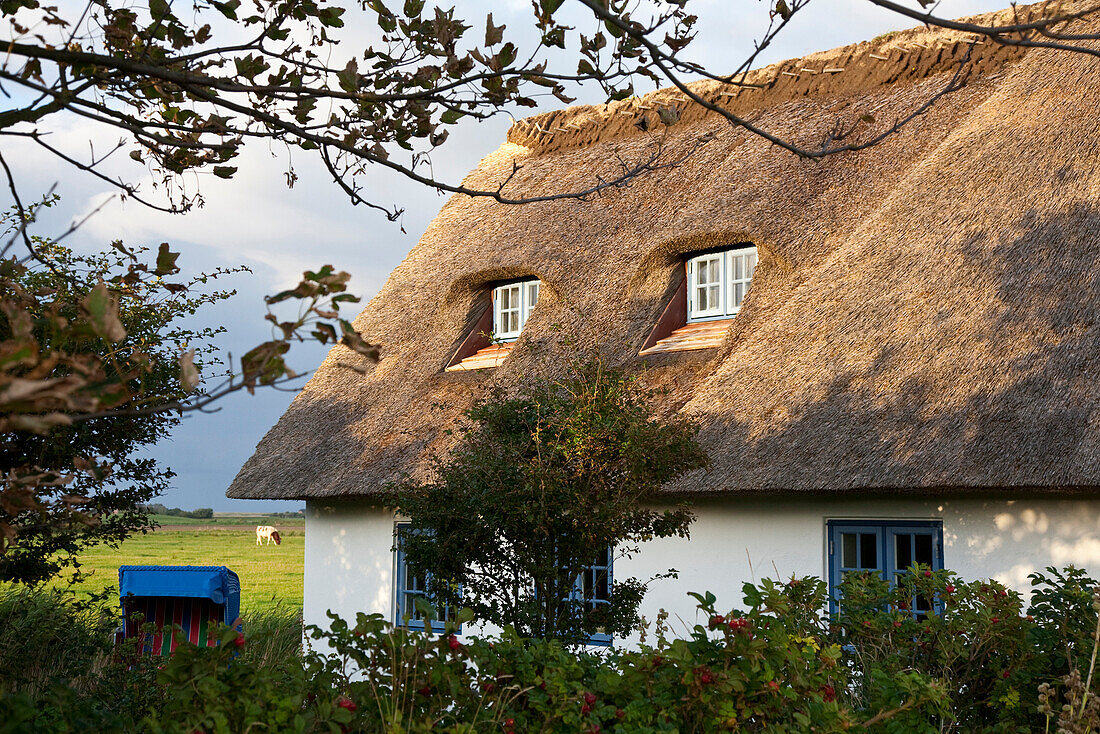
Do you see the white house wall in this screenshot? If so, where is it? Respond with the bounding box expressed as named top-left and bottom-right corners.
top-left (304, 495), bottom-right (1100, 647)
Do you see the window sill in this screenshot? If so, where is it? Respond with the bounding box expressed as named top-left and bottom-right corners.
top-left (445, 343), bottom-right (513, 371)
top-left (639, 318), bottom-right (733, 356)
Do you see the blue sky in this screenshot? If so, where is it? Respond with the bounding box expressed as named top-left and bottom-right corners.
top-left (2, 0), bottom-right (1009, 510)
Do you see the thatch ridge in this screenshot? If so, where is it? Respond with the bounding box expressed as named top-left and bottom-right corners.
top-left (506, 2), bottom-right (1058, 155)
top-left (228, 1), bottom-right (1100, 501)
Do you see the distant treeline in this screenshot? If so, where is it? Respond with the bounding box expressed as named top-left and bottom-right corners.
top-left (138, 504), bottom-right (305, 519)
top-left (140, 504), bottom-right (214, 519)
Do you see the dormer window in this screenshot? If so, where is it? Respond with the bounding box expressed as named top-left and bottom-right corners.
top-left (446, 277), bottom-right (541, 371)
top-left (640, 243), bottom-right (759, 356)
top-left (493, 278), bottom-right (540, 341)
top-left (686, 246), bottom-right (757, 322)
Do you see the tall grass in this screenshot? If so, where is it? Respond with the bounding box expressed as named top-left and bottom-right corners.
top-left (0, 585), bottom-right (303, 698)
top-left (239, 604), bottom-right (303, 670)
top-left (0, 586), bottom-right (117, 697)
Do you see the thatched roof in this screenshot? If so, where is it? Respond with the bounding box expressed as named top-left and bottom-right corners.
top-left (228, 1), bottom-right (1100, 501)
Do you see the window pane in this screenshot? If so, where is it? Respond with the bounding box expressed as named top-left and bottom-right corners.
top-left (842, 533), bottom-right (857, 568)
top-left (734, 282), bottom-right (745, 308)
top-left (707, 258), bottom-right (720, 283)
top-left (528, 282), bottom-right (539, 309)
top-left (733, 255), bottom-right (743, 280)
top-left (896, 534), bottom-right (912, 569)
top-left (747, 252), bottom-right (757, 275)
top-left (915, 535), bottom-right (933, 566)
top-left (860, 533), bottom-right (877, 569)
top-left (594, 570), bottom-right (609, 600)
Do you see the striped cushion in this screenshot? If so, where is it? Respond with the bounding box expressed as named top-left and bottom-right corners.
top-left (122, 597), bottom-right (225, 654)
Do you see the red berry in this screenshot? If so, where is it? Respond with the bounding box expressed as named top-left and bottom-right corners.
top-left (991, 617), bottom-right (1000, 624)
top-left (700, 670), bottom-right (715, 685)
top-left (616, 709), bottom-right (626, 720)
top-left (708, 614), bottom-right (725, 629)
top-left (234, 633), bottom-right (246, 649)
top-left (923, 570), bottom-right (932, 578)
top-left (448, 634), bottom-right (462, 651)
top-left (584, 692), bottom-right (597, 705)
top-left (483, 682), bottom-right (495, 693)
top-left (504, 718), bottom-right (515, 727)
top-left (417, 686), bottom-right (431, 697)
top-left (1002, 670), bottom-right (1010, 679)
top-left (945, 585), bottom-right (956, 593)
top-left (1027, 615), bottom-right (1034, 622)
top-left (767, 681), bottom-right (780, 693)
top-left (727, 617), bottom-right (751, 632)
top-left (337, 697), bottom-right (357, 712)
top-left (581, 704), bottom-right (591, 715)
top-left (821, 684), bottom-right (836, 702)
top-left (893, 621), bottom-right (902, 628)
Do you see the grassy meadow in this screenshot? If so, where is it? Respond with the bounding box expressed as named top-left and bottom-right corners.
top-left (49, 517), bottom-right (304, 614)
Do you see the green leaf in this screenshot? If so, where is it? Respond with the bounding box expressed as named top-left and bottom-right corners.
top-left (82, 280), bottom-right (127, 343)
top-left (317, 6), bottom-right (345, 28)
top-left (440, 109), bottom-right (464, 125)
top-left (148, 0), bottom-right (170, 20)
top-left (211, 0), bottom-right (239, 19)
top-left (212, 166), bottom-right (237, 179)
top-left (496, 42), bottom-right (516, 68)
top-left (337, 59), bottom-right (359, 93)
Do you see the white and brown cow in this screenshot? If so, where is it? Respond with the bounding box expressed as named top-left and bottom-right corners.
top-left (255, 525), bottom-right (281, 545)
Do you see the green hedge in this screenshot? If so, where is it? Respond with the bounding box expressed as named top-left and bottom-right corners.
top-left (4, 566), bottom-right (1100, 732)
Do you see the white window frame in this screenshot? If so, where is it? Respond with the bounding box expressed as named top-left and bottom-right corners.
top-left (493, 278), bottom-right (540, 341)
top-left (686, 246), bottom-right (758, 322)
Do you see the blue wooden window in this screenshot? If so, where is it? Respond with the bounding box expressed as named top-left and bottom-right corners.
top-left (393, 523), bottom-right (459, 633)
top-left (827, 520), bottom-right (943, 619)
top-left (574, 547), bottom-right (613, 646)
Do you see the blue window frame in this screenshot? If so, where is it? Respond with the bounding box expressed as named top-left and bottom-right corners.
top-left (573, 547), bottom-right (613, 646)
top-left (827, 520), bottom-right (943, 619)
top-left (393, 523), bottom-right (459, 633)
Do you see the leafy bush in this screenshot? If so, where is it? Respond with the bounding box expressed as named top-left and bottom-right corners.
top-left (5, 567), bottom-right (1100, 732)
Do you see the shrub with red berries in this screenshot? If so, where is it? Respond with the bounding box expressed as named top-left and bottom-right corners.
top-left (67, 566), bottom-right (1100, 734)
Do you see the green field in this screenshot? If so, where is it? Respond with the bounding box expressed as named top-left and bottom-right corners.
top-left (50, 523), bottom-right (303, 613)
